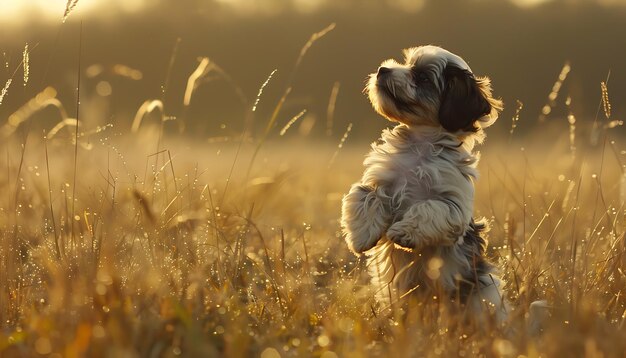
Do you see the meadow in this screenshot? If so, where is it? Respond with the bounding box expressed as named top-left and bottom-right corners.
top-left (1, 19), bottom-right (626, 358)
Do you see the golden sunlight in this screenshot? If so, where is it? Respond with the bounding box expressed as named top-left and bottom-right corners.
top-left (0, 0), bottom-right (144, 24)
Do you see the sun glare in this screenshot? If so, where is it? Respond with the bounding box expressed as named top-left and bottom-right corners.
top-left (0, 0), bottom-right (80, 22)
top-left (2, 0), bottom-right (623, 25)
top-left (0, 0), bottom-right (144, 25)
top-left (508, 0), bottom-right (553, 7)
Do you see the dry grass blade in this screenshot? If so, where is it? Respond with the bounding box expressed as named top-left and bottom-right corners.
top-left (328, 122), bottom-right (353, 168)
top-left (294, 23), bottom-right (336, 72)
top-left (246, 24), bottom-right (335, 179)
top-left (22, 44), bottom-right (29, 87)
top-left (44, 132), bottom-right (61, 259)
top-left (590, 70), bottom-right (611, 145)
top-left (601, 81), bottom-right (611, 120)
top-left (70, 21), bottom-right (83, 248)
top-left (131, 100), bottom-right (164, 133)
top-left (565, 96), bottom-right (576, 158)
top-left (0, 43), bottom-right (38, 108)
top-left (509, 99), bottom-right (523, 136)
top-left (264, 88), bottom-right (291, 135)
top-left (217, 65), bottom-right (272, 204)
top-left (539, 62), bottom-right (570, 121)
top-left (252, 69), bottom-right (277, 112)
top-left (326, 81), bottom-right (340, 136)
top-left (112, 64), bottom-right (143, 80)
top-left (1, 87), bottom-right (66, 138)
top-left (0, 79), bottom-right (12, 106)
top-left (133, 189), bottom-right (156, 224)
top-left (183, 58), bottom-right (211, 107)
top-left (603, 120), bottom-right (623, 129)
top-left (63, 0), bottom-right (80, 23)
top-left (263, 23), bottom-right (335, 135)
top-left (279, 109), bottom-right (307, 136)
top-left (183, 57), bottom-right (247, 109)
top-left (47, 118), bottom-right (80, 139)
top-left (162, 37), bottom-right (181, 100)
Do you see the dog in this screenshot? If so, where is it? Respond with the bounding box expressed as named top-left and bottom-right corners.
top-left (341, 45), bottom-right (507, 323)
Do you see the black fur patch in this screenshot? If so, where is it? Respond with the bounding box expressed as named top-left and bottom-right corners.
top-left (438, 65), bottom-right (491, 133)
top-left (455, 219), bottom-right (495, 303)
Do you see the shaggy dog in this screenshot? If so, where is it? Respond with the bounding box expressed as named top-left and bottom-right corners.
top-left (341, 45), bottom-right (507, 322)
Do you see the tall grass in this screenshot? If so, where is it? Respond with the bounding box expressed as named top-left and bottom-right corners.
top-left (63, 0), bottom-right (80, 23)
top-left (0, 79), bottom-right (12, 106)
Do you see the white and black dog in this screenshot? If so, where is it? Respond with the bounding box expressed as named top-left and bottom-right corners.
top-left (341, 45), bottom-right (507, 322)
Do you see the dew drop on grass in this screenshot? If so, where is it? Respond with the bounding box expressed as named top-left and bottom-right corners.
top-left (260, 347), bottom-right (281, 358)
top-left (317, 334), bottom-right (330, 347)
top-left (35, 337), bottom-right (52, 355)
top-left (93, 325), bottom-right (106, 338)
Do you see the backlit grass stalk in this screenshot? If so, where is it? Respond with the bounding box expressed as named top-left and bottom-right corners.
top-left (591, 70), bottom-right (611, 145)
top-left (63, 0), bottom-right (80, 23)
top-left (0, 42), bottom-right (38, 107)
top-left (44, 132), bottom-right (61, 260)
top-left (182, 58), bottom-right (247, 135)
top-left (219, 69), bottom-right (278, 206)
top-left (183, 58), bottom-right (247, 109)
top-left (328, 122), bottom-right (353, 169)
top-left (1, 87), bottom-right (67, 138)
top-left (263, 23), bottom-right (335, 135)
top-left (246, 23), bottom-right (336, 179)
top-left (509, 99), bottom-right (523, 138)
top-left (22, 44), bottom-right (29, 87)
top-left (600, 82), bottom-right (621, 130)
top-left (252, 69), bottom-right (277, 112)
top-left (326, 81), bottom-right (340, 137)
top-left (279, 109), bottom-right (307, 136)
top-left (601, 81), bottom-right (611, 120)
top-left (539, 62), bottom-right (570, 121)
top-left (161, 37), bottom-right (181, 100)
top-left (0, 79), bottom-right (12, 106)
top-left (158, 37), bottom-right (182, 136)
top-left (565, 96), bottom-right (576, 158)
top-left (131, 100), bottom-right (164, 133)
top-left (70, 22), bottom-right (83, 250)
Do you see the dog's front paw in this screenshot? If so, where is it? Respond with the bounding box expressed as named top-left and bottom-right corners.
top-left (386, 223), bottom-right (417, 250)
top-left (345, 231), bottom-right (381, 254)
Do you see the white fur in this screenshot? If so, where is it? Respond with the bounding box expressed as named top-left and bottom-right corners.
top-left (342, 45), bottom-right (507, 324)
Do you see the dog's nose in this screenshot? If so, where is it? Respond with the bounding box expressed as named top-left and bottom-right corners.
top-left (377, 67), bottom-right (391, 78)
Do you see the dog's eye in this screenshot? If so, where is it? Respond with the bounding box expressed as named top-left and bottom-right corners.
top-left (416, 72), bottom-right (430, 83)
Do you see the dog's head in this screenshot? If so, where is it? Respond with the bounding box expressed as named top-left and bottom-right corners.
top-left (366, 45), bottom-right (502, 135)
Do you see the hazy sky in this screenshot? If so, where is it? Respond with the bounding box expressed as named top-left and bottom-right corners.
top-left (4, 0), bottom-right (625, 26)
top-left (2, 0), bottom-right (625, 138)
top-left (0, 0), bottom-right (145, 24)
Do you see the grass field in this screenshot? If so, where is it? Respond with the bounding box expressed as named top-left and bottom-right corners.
top-left (2, 19), bottom-right (626, 357)
top-left (1, 112), bottom-right (625, 357)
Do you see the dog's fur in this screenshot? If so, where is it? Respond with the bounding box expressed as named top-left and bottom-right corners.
top-left (341, 45), bottom-right (507, 322)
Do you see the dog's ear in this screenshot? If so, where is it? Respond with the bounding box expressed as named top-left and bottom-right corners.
top-left (438, 65), bottom-right (496, 132)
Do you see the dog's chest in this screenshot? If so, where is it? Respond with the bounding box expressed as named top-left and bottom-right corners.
top-left (361, 129), bottom-right (478, 215)
top-left (364, 141), bottom-right (465, 188)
